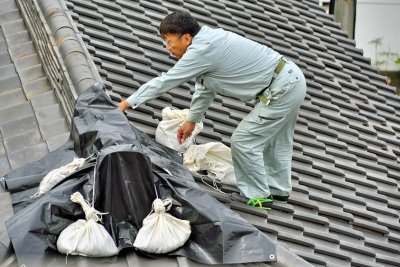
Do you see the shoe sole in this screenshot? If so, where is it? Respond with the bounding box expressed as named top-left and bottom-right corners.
top-left (271, 195), bottom-right (289, 203)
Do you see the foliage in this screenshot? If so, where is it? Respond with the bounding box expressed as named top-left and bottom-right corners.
top-left (368, 37), bottom-right (399, 69)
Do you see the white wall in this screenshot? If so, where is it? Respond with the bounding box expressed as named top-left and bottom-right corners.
top-left (355, 0), bottom-right (400, 71)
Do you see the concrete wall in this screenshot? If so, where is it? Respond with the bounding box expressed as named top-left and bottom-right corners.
top-left (355, 0), bottom-right (400, 71)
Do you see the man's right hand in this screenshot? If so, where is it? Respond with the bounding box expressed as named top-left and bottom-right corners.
top-left (177, 120), bottom-right (196, 144)
top-left (118, 100), bottom-right (131, 112)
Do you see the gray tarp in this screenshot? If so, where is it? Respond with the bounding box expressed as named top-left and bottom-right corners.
top-left (1, 83), bottom-right (277, 266)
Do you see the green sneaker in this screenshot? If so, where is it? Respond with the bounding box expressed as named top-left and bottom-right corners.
top-left (246, 197), bottom-right (273, 210)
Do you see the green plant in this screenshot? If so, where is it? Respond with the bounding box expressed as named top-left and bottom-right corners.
top-left (368, 37), bottom-right (382, 67)
top-left (379, 50), bottom-right (399, 70)
top-left (369, 38), bottom-right (400, 69)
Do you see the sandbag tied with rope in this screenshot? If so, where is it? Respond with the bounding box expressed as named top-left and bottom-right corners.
top-left (57, 192), bottom-right (118, 257)
top-left (31, 157), bottom-right (87, 198)
top-left (184, 142), bottom-right (237, 186)
top-left (155, 107), bottom-right (203, 153)
top-left (134, 196), bottom-right (191, 254)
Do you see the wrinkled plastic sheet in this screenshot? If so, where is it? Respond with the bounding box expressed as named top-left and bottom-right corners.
top-left (1, 83), bottom-right (276, 266)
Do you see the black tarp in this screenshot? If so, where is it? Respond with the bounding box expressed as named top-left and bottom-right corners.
top-left (1, 83), bottom-right (277, 266)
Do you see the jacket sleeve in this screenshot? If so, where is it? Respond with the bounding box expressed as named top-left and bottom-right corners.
top-left (127, 46), bottom-right (212, 108)
top-left (187, 80), bottom-right (216, 123)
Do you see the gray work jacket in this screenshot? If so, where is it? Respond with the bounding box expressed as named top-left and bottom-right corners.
top-left (127, 25), bottom-right (282, 123)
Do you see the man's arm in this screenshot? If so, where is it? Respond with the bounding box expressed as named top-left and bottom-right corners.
top-left (187, 81), bottom-right (216, 123)
top-left (177, 81), bottom-right (216, 144)
top-left (119, 47), bottom-right (212, 112)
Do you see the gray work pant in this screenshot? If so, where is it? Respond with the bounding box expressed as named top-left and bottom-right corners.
top-left (231, 60), bottom-right (306, 198)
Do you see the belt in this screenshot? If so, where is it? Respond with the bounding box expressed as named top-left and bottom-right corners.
top-left (257, 58), bottom-right (286, 105)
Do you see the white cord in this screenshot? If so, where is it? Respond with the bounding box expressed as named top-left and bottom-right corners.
top-left (197, 173), bottom-right (229, 196)
top-left (70, 192), bottom-right (107, 222)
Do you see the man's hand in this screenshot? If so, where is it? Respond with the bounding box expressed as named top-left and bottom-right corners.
top-left (177, 120), bottom-right (195, 144)
top-left (118, 100), bottom-right (131, 112)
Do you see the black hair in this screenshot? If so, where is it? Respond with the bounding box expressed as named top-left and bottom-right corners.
top-left (159, 10), bottom-right (200, 37)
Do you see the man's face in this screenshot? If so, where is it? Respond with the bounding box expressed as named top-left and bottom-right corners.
top-left (163, 33), bottom-right (192, 59)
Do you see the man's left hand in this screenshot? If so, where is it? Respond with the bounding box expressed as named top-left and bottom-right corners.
top-left (177, 120), bottom-right (195, 144)
top-left (118, 100), bottom-right (131, 112)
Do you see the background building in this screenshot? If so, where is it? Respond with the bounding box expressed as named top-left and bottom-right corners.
top-left (321, 0), bottom-right (400, 92)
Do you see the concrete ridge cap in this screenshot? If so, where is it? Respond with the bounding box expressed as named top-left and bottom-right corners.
top-left (35, 0), bottom-right (101, 95)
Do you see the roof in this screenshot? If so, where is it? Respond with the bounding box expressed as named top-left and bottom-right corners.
top-left (0, 0), bottom-right (71, 262)
top-left (1, 0), bottom-right (400, 266)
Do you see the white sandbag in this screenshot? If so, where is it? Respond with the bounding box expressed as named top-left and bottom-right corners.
top-left (31, 158), bottom-right (86, 198)
top-left (155, 107), bottom-right (203, 152)
top-left (183, 142), bottom-right (237, 186)
top-left (134, 198), bottom-right (191, 254)
top-left (57, 192), bottom-right (118, 257)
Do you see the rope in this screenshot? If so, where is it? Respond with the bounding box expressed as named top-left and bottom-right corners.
top-left (70, 192), bottom-right (107, 222)
top-left (92, 161), bottom-right (97, 207)
top-left (197, 173), bottom-right (229, 196)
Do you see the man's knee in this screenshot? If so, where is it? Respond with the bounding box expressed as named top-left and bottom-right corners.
top-left (231, 130), bottom-right (245, 151)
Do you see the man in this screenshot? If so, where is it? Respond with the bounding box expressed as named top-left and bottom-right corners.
top-left (118, 11), bottom-right (306, 210)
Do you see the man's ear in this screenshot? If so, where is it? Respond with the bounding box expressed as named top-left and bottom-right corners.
top-left (183, 33), bottom-right (193, 45)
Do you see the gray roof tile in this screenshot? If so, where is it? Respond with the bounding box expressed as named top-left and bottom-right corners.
top-left (1, 0), bottom-right (400, 266)
top-left (93, 0), bottom-right (121, 11)
top-left (0, 0), bottom-right (18, 14)
top-left (356, 81), bottom-right (379, 94)
top-left (78, 17), bottom-right (109, 32)
top-left (102, 62), bottom-right (134, 78)
top-left (67, 0), bottom-right (96, 10)
top-left (364, 237), bottom-right (400, 255)
top-left (45, 132), bottom-right (71, 153)
top-left (0, 115), bottom-right (38, 140)
top-left (3, 128), bottom-right (42, 153)
top-left (319, 206), bottom-right (354, 223)
top-left (294, 210), bottom-right (331, 228)
top-left (108, 74), bottom-right (140, 90)
top-left (17, 64), bottom-right (46, 84)
top-left (299, 176), bottom-right (332, 193)
top-left (83, 27), bottom-right (114, 43)
top-left (0, 102), bottom-right (34, 125)
top-left (13, 52), bottom-right (40, 70)
top-left (324, 172), bottom-right (356, 189)
top-left (0, 52), bottom-right (12, 67)
top-left (4, 30), bottom-right (30, 47)
top-left (0, 166), bottom-right (8, 185)
top-left (22, 77), bottom-right (52, 99)
top-left (341, 240), bottom-right (377, 259)
top-left (314, 245), bottom-right (352, 263)
top-left (369, 204), bottom-right (398, 219)
top-left (0, 88), bottom-right (26, 110)
top-left (375, 254), bottom-right (400, 267)
top-left (0, 64), bottom-right (16, 80)
top-left (35, 103), bottom-right (66, 124)
top-left (98, 7), bottom-right (128, 22)
top-left (0, 8), bottom-right (19, 26)
top-left (7, 143), bottom-right (48, 169)
top-left (344, 207), bottom-right (378, 222)
top-left (330, 223), bottom-right (365, 240)
top-left (39, 118), bottom-right (70, 140)
top-left (72, 4), bottom-right (104, 20)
